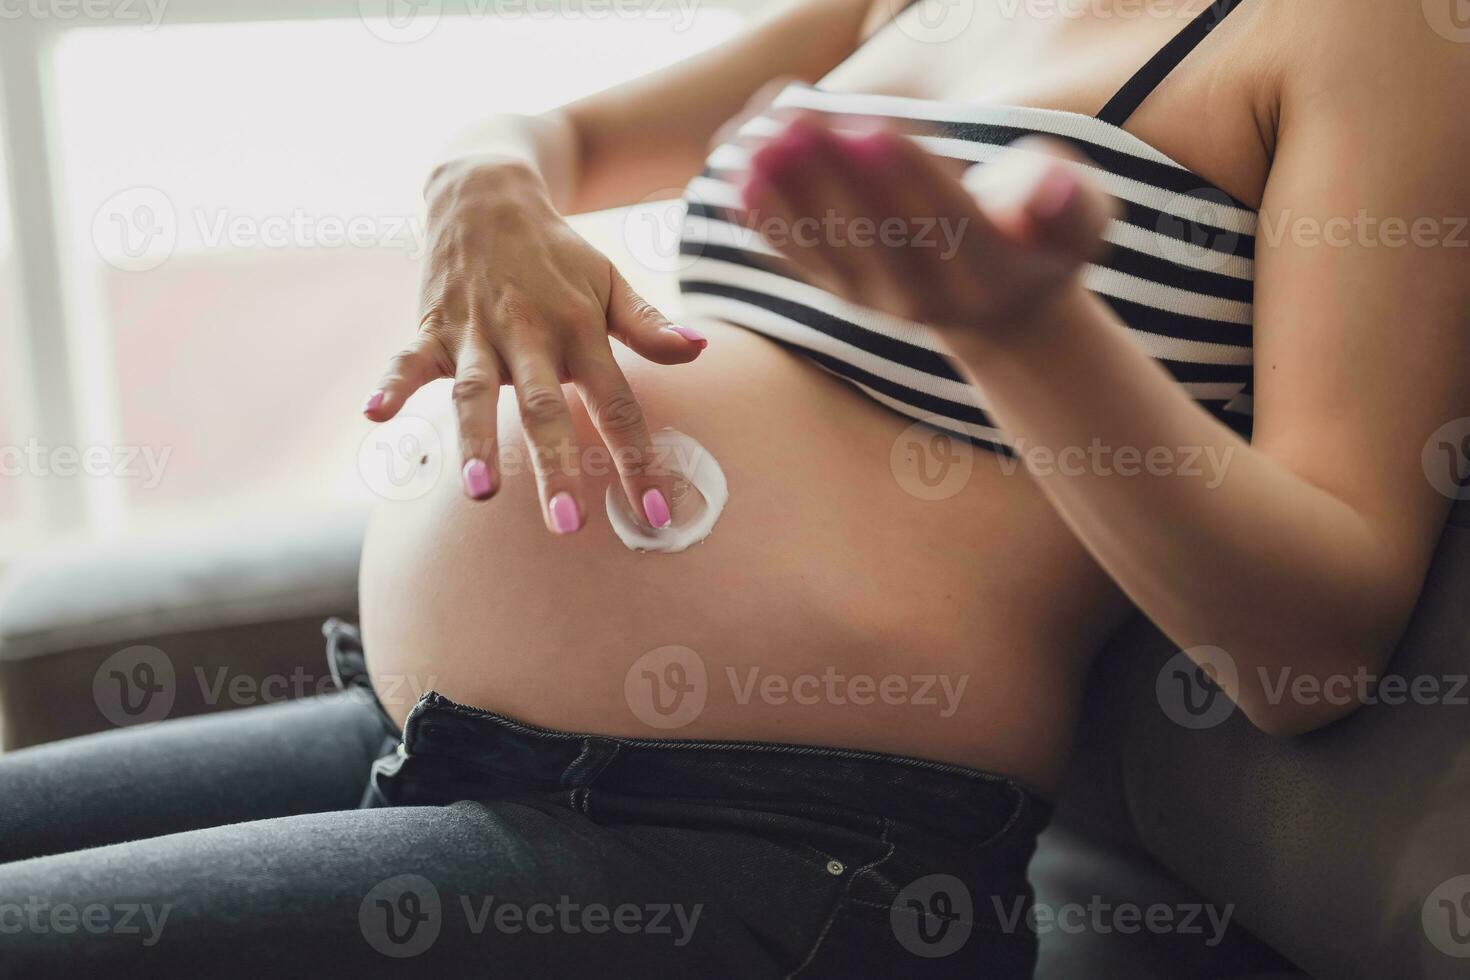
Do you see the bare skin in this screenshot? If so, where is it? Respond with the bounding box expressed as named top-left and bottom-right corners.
top-left (360, 0), bottom-right (1470, 793)
top-left (361, 320), bottom-right (1124, 792)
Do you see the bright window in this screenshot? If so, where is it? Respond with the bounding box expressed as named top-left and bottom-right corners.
top-left (24, 8), bottom-right (742, 538)
top-left (0, 94), bottom-right (26, 536)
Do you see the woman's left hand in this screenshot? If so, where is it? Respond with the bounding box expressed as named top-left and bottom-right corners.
top-left (736, 113), bottom-right (1116, 353)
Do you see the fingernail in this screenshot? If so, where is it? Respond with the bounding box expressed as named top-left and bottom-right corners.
top-left (549, 492), bottom-right (582, 534)
top-left (642, 488), bottom-right (672, 529)
top-left (666, 325), bottom-right (708, 349)
top-left (462, 459), bottom-right (495, 500)
top-left (362, 390), bottom-right (385, 414)
top-left (1033, 167), bottom-right (1077, 219)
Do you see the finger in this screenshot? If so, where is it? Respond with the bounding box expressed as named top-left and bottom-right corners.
top-left (760, 116), bottom-right (918, 306)
top-left (569, 346), bottom-right (673, 531)
top-left (741, 122), bottom-right (855, 294)
top-left (866, 131), bottom-right (1107, 323)
top-left (997, 136), bottom-right (1117, 261)
top-left (506, 346), bottom-right (585, 535)
top-left (451, 343), bottom-right (505, 501)
top-left (844, 127), bottom-right (988, 294)
top-left (796, 126), bottom-right (1007, 326)
top-left (605, 267), bottom-right (708, 364)
top-left (741, 168), bottom-right (846, 293)
top-left (849, 127), bottom-right (1000, 248)
top-left (363, 330), bottom-right (453, 421)
top-left (848, 127), bottom-right (1020, 283)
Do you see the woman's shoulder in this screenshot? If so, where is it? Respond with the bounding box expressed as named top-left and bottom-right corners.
top-left (1277, 1), bottom-right (1470, 101)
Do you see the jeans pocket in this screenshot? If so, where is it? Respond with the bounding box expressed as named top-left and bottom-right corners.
top-left (591, 794), bottom-right (895, 978)
top-left (791, 818), bottom-right (1040, 980)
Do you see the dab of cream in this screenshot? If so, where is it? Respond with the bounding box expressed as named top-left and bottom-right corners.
top-left (606, 429), bottom-right (727, 554)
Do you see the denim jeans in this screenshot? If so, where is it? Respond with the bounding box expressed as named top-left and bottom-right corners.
top-left (0, 621), bottom-right (1050, 978)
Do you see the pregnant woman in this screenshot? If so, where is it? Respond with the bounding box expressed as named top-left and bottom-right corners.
top-left (3, 1), bottom-right (1468, 977)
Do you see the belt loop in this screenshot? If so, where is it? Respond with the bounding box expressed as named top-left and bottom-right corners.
top-left (561, 736), bottom-right (622, 790)
top-left (323, 618), bottom-right (400, 737)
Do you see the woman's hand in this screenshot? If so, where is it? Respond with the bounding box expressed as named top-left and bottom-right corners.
top-left (362, 157), bottom-right (707, 534)
top-left (736, 114), bottom-right (1116, 358)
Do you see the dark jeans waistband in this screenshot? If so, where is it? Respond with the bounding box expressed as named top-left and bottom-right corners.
top-left (400, 691), bottom-right (1049, 841)
top-left (324, 619), bottom-right (1052, 844)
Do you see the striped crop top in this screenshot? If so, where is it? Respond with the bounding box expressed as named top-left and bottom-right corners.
top-left (675, 0), bottom-right (1257, 454)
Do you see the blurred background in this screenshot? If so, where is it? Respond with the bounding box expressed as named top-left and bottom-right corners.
top-left (0, 0), bottom-right (757, 558)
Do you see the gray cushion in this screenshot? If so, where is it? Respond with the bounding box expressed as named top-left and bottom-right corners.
top-left (0, 507), bottom-right (368, 664)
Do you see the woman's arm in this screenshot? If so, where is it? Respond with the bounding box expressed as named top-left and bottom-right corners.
top-left (433, 0), bottom-right (883, 215)
top-left (739, 4), bottom-right (1470, 735)
top-left (366, 0), bottom-right (882, 530)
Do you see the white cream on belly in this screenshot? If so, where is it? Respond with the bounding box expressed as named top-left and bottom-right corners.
top-left (605, 428), bottom-right (727, 553)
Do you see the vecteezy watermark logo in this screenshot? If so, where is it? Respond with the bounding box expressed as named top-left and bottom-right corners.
top-left (624, 645), bottom-right (707, 730)
top-left (359, 0), bottom-right (442, 43)
top-left (726, 667), bottom-right (968, 718)
top-left (1155, 646), bottom-right (1238, 730)
top-left (1253, 210), bottom-right (1470, 251)
top-left (92, 187), bottom-right (178, 273)
top-left (891, 874), bottom-right (974, 958)
top-left (461, 895), bottom-right (702, 944)
top-left (890, 417), bottom-right (975, 501)
top-left (622, 188), bottom-right (703, 276)
top-left (360, 874), bottom-right (443, 958)
top-left (92, 645), bottom-right (176, 727)
top-left (888, 0), bottom-right (974, 45)
top-left (1423, 417), bottom-right (1470, 500)
top-left (1424, 0), bottom-right (1470, 44)
top-left (358, 414), bottom-right (444, 501)
top-left (360, 0), bottom-right (699, 40)
top-left (996, 895), bottom-right (1234, 946)
top-left (995, 0), bottom-right (1222, 21)
top-left (0, 439), bottom-right (172, 488)
top-left (0, 0), bottom-right (170, 29)
top-left (359, 878), bottom-right (703, 956)
top-left (625, 651), bottom-right (968, 729)
top-left (995, 437), bottom-right (1235, 487)
top-left (0, 899), bottom-right (172, 946)
top-left (94, 190), bottom-right (427, 272)
top-left (1155, 188), bottom-right (1242, 274)
top-left (1423, 874), bottom-right (1470, 958)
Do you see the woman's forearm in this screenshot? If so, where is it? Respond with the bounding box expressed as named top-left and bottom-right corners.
top-left (429, 112), bottom-right (581, 214)
top-left (943, 285), bottom-right (1420, 734)
top-left (427, 0), bottom-right (884, 216)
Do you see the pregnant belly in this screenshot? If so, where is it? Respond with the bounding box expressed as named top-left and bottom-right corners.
top-left (359, 321), bottom-right (1127, 792)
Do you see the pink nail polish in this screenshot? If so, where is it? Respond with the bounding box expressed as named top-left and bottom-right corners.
top-left (363, 390), bottom-right (385, 414)
top-left (643, 488), bottom-right (672, 529)
top-left (1033, 168), bottom-right (1077, 219)
top-left (666, 325), bottom-right (708, 349)
top-left (462, 459), bottom-right (495, 499)
top-left (549, 492), bottom-right (582, 534)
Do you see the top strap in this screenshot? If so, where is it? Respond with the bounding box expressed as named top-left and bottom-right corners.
top-left (1097, 0), bottom-right (1249, 127)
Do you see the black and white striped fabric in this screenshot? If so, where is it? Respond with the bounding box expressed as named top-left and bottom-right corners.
top-left (675, 80), bottom-right (1257, 454)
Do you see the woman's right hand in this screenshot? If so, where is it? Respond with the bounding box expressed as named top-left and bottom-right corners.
top-left (361, 157), bottom-right (707, 535)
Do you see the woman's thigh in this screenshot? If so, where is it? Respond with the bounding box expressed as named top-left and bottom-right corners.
top-left (0, 797), bottom-right (770, 980)
top-left (0, 693), bottom-right (392, 865)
